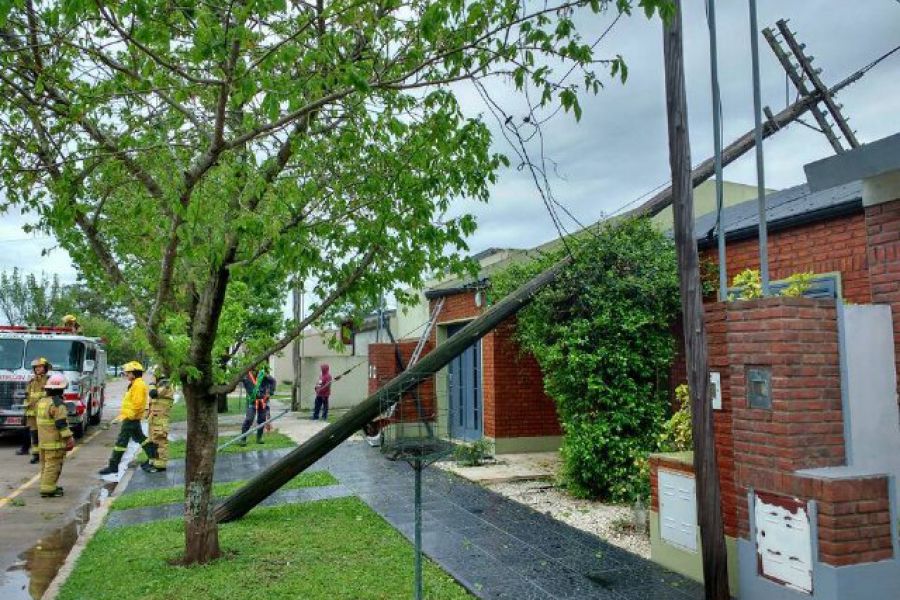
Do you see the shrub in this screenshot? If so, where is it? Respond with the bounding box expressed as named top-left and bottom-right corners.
top-left (453, 439), bottom-right (491, 466)
top-left (661, 384), bottom-right (692, 451)
top-left (493, 218), bottom-right (680, 502)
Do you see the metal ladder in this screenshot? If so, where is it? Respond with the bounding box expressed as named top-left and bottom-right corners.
top-left (408, 297), bottom-right (445, 367)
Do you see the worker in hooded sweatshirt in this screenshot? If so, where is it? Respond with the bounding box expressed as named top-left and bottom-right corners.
top-left (36, 374), bottom-right (75, 497)
top-left (98, 361), bottom-right (156, 475)
top-left (312, 363), bottom-right (333, 421)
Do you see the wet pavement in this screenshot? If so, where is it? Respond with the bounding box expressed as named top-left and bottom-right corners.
top-left (0, 378), bottom-right (128, 600)
top-left (114, 441), bottom-right (704, 599)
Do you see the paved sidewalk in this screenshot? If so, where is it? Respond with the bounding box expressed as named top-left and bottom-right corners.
top-left (112, 441), bottom-right (704, 599)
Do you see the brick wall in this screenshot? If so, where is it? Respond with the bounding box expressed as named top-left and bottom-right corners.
top-left (866, 198), bottom-right (900, 391)
top-left (729, 298), bottom-right (845, 538)
top-left (427, 291), bottom-right (559, 440)
top-left (483, 316), bottom-right (560, 439)
top-left (367, 341), bottom-right (436, 421)
top-left (706, 303), bottom-right (737, 538)
top-left (816, 476), bottom-right (893, 566)
top-left (700, 210), bottom-right (871, 304)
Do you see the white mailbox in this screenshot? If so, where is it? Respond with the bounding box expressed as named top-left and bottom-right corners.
top-left (755, 494), bottom-right (813, 593)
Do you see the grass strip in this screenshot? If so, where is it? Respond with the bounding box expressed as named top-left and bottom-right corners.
top-left (111, 471), bottom-right (338, 511)
top-left (60, 497), bottom-right (472, 600)
top-left (137, 431), bottom-right (296, 463)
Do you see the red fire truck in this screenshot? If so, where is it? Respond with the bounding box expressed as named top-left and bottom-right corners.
top-left (0, 325), bottom-right (107, 438)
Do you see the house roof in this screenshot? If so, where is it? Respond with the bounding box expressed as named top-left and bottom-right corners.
top-left (693, 180), bottom-right (863, 248)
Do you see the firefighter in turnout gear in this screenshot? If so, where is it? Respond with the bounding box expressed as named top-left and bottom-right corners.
top-left (143, 373), bottom-right (174, 473)
top-left (18, 357), bottom-right (51, 463)
top-left (36, 374), bottom-right (75, 497)
top-left (98, 361), bottom-right (156, 476)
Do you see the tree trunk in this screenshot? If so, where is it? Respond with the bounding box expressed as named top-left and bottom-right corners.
top-left (662, 4), bottom-right (730, 599)
top-left (182, 380), bottom-right (222, 564)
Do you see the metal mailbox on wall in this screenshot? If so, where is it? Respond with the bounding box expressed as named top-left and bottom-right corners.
top-left (754, 492), bottom-right (813, 594)
top-left (658, 469), bottom-right (698, 553)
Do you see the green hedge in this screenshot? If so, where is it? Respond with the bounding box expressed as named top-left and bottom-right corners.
top-left (493, 218), bottom-right (680, 501)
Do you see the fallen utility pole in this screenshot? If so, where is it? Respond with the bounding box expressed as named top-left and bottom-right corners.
top-left (663, 3), bottom-right (729, 599)
top-left (217, 409), bottom-right (290, 452)
top-left (625, 63), bottom-right (868, 220)
top-left (215, 257), bottom-right (572, 523)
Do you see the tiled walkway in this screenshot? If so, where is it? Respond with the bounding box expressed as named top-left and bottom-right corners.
top-left (112, 441), bottom-right (703, 599)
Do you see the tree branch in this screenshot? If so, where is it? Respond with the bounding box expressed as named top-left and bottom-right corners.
top-left (211, 244), bottom-right (380, 394)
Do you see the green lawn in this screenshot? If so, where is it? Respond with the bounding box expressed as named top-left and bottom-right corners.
top-left (168, 395), bottom-right (244, 422)
top-left (111, 471), bottom-right (337, 511)
top-left (60, 498), bottom-right (472, 600)
top-left (137, 431), bottom-right (296, 463)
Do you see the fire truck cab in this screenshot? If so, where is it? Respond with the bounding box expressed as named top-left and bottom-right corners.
top-left (0, 325), bottom-right (107, 438)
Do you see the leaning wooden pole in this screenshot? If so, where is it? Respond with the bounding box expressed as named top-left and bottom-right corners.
top-left (215, 257), bottom-right (572, 523)
top-left (662, 4), bottom-right (730, 600)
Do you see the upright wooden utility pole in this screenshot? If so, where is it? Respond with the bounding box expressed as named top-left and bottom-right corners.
top-left (291, 283), bottom-right (304, 411)
top-left (662, 4), bottom-right (730, 599)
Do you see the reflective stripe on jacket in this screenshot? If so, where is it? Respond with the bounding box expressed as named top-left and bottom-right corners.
top-left (25, 374), bottom-right (48, 417)
top-left (36, 395), bottom-right (73, 450)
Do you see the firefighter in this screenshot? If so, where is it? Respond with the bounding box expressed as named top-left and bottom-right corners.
top-left (36, 374), bottom-right (75, 497)
top-left (61, 314), bottom-right (82, 333)
top-left (239, 366), bottom-right (276, 446)
top-left (143, 372), bottom-right (174, 473)
top-left (98, 361), bottom-right (156, 475)
top-left (17, 357), bottom-right (50, 464)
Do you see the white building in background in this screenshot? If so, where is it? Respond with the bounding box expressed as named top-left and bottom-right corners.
top-left (271, 310), bottom-right (397, 411)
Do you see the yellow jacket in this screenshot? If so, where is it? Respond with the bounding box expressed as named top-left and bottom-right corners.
top-left (119, 377), bottom-right (149, 421)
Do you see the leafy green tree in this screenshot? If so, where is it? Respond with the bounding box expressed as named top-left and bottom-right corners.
top-left (494, 218), bottom-right (680, 501)
top-left (0, 268), bottom-right (64, 325)
top-left (0, 0), bottom-right (668, 563)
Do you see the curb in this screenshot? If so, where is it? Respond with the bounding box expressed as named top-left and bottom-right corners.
top-left (40, 466), bottom-right (137, 600)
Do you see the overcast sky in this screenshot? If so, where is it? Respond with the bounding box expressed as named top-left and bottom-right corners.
top-left (1, 1), bottom-right (899, 291)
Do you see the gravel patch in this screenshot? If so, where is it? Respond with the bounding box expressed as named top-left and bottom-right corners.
top-left (484, 480), bottom-right (651, 558)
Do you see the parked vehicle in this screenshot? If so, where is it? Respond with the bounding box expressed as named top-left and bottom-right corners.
top-left (0, 325), bottom-right (108, 438)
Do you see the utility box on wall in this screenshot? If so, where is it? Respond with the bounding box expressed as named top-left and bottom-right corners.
top-left (658, 469), bottom-right (698, 553)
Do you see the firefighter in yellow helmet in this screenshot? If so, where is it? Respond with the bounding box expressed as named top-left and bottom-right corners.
top-left (144, 371), bottom-right (174, 473)
top-left (17, 357), bottom-right (51, 464)
top-left (98, 361), bottom-right (156, 475)
top-left (61, 314), bottom-right (82, 333)
top-left (36, 374), bottom-right (75, 497)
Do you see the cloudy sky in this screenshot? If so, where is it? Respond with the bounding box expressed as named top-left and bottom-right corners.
top-left (450, 0), bottom-right (900, 253)
top-left (1, 1), bottom-right (898, 288)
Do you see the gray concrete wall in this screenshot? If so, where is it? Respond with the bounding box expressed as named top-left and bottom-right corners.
top-left (840, 304), bottom-right (900, 473)
top-left (738, 539), bottom-right (900, 600)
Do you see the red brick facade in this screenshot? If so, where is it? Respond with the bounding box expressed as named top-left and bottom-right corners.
top-left (726, 299), bottom-right (845, 538)
top-left (368, 289), bottom-right (559, 442)
top-left (866, 198), bottom-right (900, 391)
top-left (656, 297), bottom-right (894, 568)
top-left (700, 210), bottom-right (871, 304)
top-left (367, 340), bottom-right (436, 422)
top-left (430, 291), bottom-right (559, 440)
